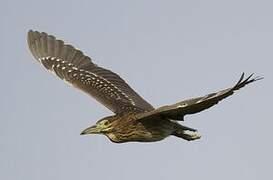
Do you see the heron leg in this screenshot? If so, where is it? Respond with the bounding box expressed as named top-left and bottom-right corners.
top-left (172, 123), bottom-right (201, 141)
top-left (173, 130), bottom-right (201, 141)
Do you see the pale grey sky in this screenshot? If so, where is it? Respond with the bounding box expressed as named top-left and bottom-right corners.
top-left (1, 0), bottom-right (272, 180)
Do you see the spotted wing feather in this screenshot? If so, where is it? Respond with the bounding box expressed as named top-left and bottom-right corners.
top-left (27, 30), bottom-right (154, 114)
top-left (137, 73), bottom-right (262, 121)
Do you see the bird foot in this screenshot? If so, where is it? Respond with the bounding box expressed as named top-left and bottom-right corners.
top-left (182, 131), bottom-right (201, 141)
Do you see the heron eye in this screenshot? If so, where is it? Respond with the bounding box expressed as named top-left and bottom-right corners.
top-left (104, 121), bottom-right (109, 125)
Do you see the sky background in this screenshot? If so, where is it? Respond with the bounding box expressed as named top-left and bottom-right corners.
top-left (1, 0), bottom-right (272, 180)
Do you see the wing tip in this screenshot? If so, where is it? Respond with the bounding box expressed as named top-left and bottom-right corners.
top-left (234, 72), bottom-right (263, 90)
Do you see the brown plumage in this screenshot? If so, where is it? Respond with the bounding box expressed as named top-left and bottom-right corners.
top-left (27, 30), bottom-right (262, 143)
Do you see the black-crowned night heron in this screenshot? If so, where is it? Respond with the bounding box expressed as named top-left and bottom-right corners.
top-left (27, 30), bottom-right (262, 143)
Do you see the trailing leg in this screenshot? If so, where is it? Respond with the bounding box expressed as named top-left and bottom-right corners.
top-left (172, 123), bottom-right (201, 141)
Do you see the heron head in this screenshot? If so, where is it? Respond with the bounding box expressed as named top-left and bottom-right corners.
top-left (80, 117), bottom-right (114, 135)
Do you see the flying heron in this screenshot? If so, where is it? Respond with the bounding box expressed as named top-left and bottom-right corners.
top-left (27, 30), bottom-right (262, 143)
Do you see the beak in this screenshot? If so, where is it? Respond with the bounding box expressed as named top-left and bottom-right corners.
top-left (80, 125), bottom-right (101, 135)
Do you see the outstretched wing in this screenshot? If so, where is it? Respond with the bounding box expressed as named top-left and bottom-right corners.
top-left (27, 30), bottom-right (154, 115)
top-left (137, 73), bottom-right (262, 121)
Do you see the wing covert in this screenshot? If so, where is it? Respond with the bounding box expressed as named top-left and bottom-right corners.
top-left (27, 30), bottom-right (154, 115)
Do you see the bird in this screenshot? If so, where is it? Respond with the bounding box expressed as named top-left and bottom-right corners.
top-left (27, 30), bottom-right (262, 143)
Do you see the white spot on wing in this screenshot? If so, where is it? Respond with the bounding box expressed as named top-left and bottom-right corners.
top-left (37, 55), bottom-right (137, 106)
top-left (177, 103), bottom-right (187, 108)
